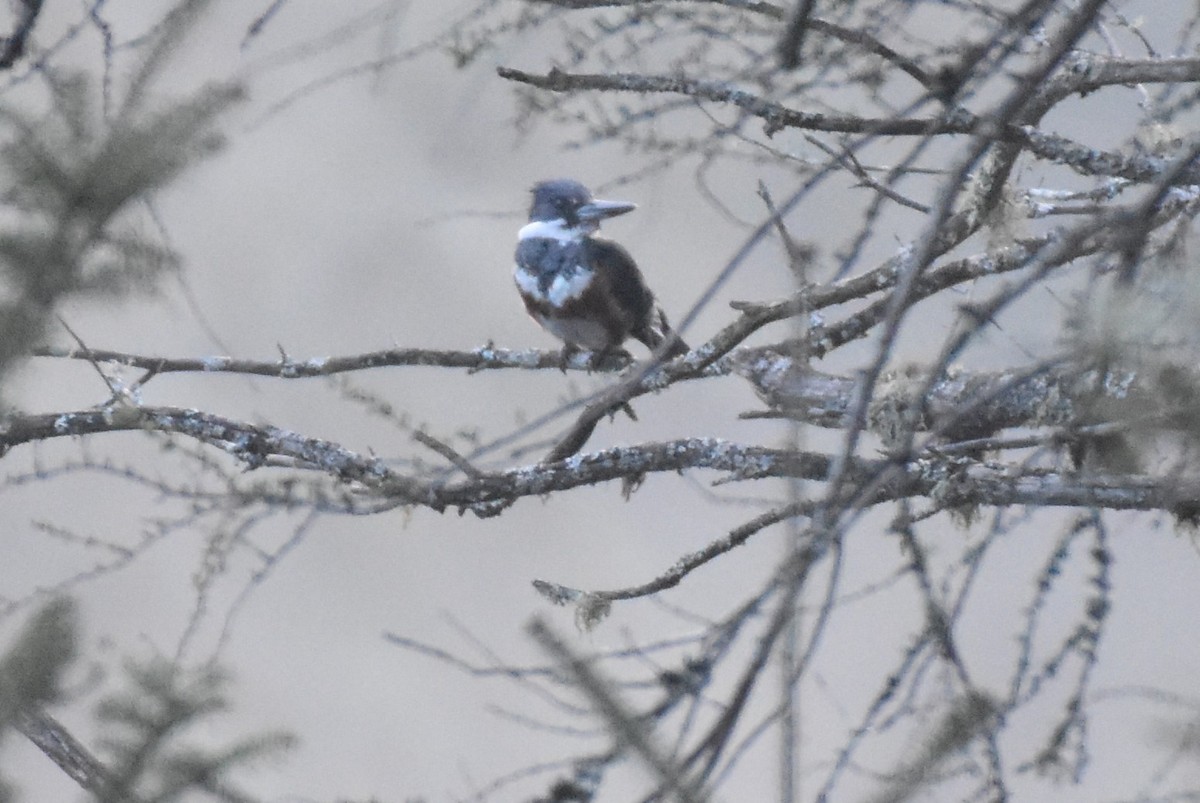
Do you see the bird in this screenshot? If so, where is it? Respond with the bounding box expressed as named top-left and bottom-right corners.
top-left (513, 179), bottom-right (689, 365)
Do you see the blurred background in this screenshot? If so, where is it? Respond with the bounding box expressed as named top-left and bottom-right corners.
top-left (2, 1), bottom-right (1198, 801)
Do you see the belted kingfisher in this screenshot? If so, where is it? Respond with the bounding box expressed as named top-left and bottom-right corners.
top-left (514, 179), bottom-right (688, 363)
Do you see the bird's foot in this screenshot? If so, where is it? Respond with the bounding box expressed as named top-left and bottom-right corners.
top-left (587, 346), bottom-right (632, 373)
top-left (557, 343), bottom-right (584, 373)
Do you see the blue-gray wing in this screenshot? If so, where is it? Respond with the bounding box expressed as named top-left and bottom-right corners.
top-left (584, 238), bottom-right (653, 325)
top-left (585, 238), bottom-right (688, 357)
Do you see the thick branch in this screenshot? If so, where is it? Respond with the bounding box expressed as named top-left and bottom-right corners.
top-left (3, 406), bottom-right (1196, 517)
top-left (734, 353), bottom-right (1129, 437)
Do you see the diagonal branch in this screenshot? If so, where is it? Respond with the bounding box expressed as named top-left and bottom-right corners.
top-left (496, 64), bottom-right (1200, 184)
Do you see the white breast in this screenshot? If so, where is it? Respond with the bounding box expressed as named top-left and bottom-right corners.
top-left (514, 263), bottom-right (593, 306)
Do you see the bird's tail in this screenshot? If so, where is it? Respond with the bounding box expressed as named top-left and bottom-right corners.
top-left (637, 307), bottom-right (689, 360)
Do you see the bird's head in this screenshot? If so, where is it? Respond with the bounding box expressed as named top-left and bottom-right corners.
top-left (526, 179), bottom-right (636, 237)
